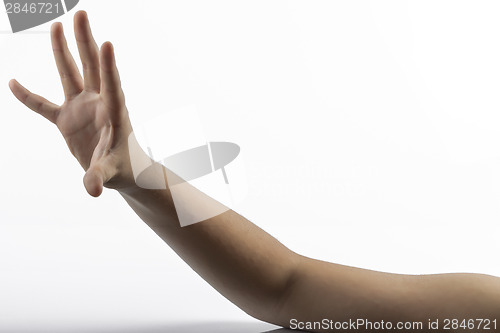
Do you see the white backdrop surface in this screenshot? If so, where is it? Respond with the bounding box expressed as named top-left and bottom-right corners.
top-left (1, 1), bottom-right (500, 332)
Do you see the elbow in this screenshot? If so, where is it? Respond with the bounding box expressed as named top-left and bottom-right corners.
top-left (249, 253), bottom-right (304, 328)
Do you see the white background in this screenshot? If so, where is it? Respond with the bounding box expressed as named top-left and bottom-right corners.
top-left (1, 1), bottom-right (500, 332)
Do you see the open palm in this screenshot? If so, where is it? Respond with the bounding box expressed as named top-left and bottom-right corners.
top-left (10, 11), bottom-right (134, 197)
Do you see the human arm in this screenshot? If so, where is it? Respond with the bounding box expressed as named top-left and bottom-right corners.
top-left (9, 11), bottom-right (500, 332)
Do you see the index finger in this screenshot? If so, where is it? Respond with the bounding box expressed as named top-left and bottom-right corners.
top-left (100, 42), bottom-right (125, 108)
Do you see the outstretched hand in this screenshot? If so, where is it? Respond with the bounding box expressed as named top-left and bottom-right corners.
top-left (10, 11), bottom-right (135, 197)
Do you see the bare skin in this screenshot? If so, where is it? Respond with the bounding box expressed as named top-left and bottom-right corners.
top-left (9, 11), bottom-right (500, 332)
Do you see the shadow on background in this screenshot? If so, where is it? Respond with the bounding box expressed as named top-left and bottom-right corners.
top-left (106, 321), bottom-right (279, 333)
top-left (106, 321), bottom-right (306, 333)
top-left (2, 321), bottom-right (306, 333)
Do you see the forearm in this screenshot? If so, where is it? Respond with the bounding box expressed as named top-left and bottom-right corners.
top-left (118, 157), bottom-right (500, 331)
top-left (118, 180), bottom-right (300, 323)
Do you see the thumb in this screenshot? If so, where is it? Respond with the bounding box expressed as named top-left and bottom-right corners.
top-left (83, 159), bottom-right (117, 197)
top-left (83, 165), bottom-right (105, 197)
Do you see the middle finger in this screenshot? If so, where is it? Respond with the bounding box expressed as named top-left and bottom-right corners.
top-left (51, 22), bottom-right (84, 98)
